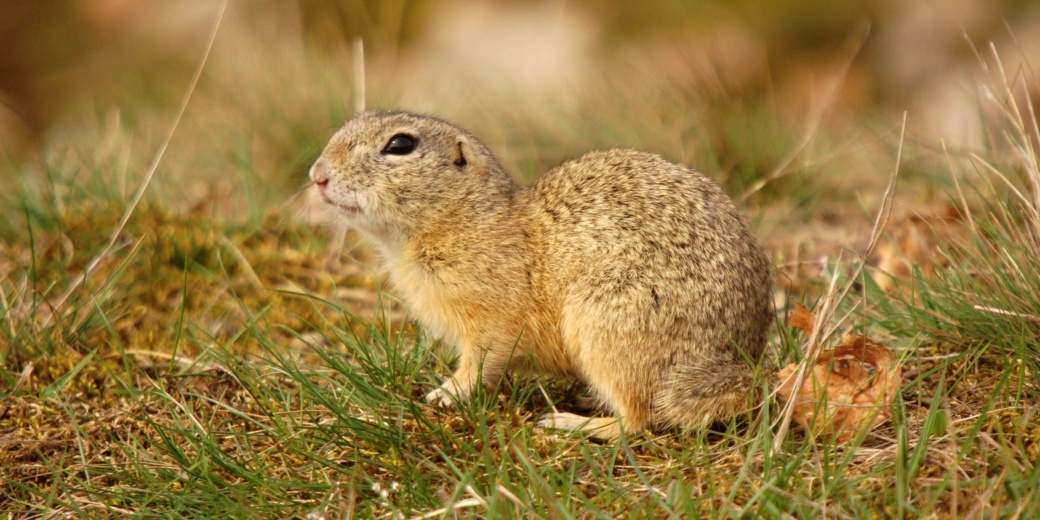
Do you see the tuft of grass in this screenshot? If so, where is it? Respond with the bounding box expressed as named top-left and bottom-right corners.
top-left (865, 47), bottom-right (1040, 517)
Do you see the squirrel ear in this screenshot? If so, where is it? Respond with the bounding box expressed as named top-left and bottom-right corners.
top-left (453, 136), bottom-right (470, 168)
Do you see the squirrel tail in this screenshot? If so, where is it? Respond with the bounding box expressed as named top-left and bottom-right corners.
top-left (654, 357), bottom-right (775, 430)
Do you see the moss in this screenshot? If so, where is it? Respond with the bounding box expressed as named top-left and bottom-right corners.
top-left (2, 201), bottom-right (394, 364)
top-left (30, 348), bottom-right (116, 401)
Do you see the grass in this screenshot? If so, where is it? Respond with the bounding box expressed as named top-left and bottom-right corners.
top-left (2, 8), bottom-right (1040, 519)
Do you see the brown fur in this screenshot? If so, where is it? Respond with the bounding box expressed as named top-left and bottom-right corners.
top-left (310, 111), bottom-right (773, 439)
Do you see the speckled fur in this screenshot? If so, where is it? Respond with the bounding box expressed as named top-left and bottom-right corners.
top-left (310, 111), bottom-right (773, 439)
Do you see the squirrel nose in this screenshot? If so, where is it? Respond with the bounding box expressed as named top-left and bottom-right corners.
top-left (310, 158), bottom-right (331, 186)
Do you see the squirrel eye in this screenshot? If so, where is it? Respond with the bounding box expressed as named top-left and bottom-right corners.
top-left (382, 134), bottom-right (416, 155)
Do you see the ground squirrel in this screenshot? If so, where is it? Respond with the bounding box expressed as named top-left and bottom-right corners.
top-left (310, 111), bottom-right (774, 439)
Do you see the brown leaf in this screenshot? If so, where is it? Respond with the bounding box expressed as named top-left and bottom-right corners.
top-left (776, 334), bottom-right (900, 444)
top-left (790, 302), bottom-right (815, 335)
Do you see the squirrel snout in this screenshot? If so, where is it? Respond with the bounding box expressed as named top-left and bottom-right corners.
top-left (310, 159), bottom-right (331, 187)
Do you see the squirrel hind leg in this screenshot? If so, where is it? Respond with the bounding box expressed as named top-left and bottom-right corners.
top-left (535, 410), bottom-right (649, 441)
top-left (536, 412), bottom-right (623, 440)
top-left (536, 369), bottom-right (655, 441)
top-left (547, 300), bottom-right (658, 440)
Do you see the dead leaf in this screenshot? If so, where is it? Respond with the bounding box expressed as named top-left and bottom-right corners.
top-left (777, 306), bottom-right (901, 444)
top-left (790, 302), bottom-right (815, 335)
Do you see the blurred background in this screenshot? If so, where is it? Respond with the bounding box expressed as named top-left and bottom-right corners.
top-left (1, 0), bottom-right (1038, 218)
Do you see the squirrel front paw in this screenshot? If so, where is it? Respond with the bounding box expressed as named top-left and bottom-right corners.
top-left (425, 379), bottom-right (472, 408)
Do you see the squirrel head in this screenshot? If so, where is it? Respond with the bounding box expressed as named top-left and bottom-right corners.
top-left (311, 111), bottom-right (513, 240)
